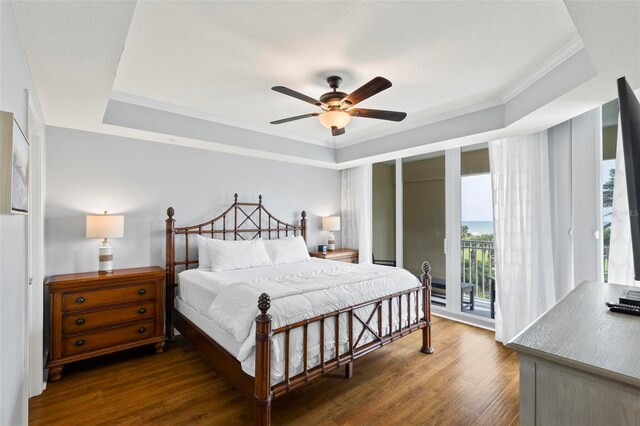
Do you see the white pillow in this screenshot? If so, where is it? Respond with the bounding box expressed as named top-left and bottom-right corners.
top-left (206, 238), bottom-right (273, 271)
top-left (197, 235), bottom-right (212, 270)
top-left (263, 236), bottom-right (310, 265)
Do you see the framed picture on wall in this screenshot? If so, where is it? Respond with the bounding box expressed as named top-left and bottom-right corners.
top-left (0, 111), bottom-right (30, 215)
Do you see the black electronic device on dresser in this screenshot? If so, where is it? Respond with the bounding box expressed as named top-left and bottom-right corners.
top-left (606, 289), bottom-right (640, 316)
top-left (617, 77), bottom-right (640, 280)
top-left (606, 78), bottom-right (640, 316)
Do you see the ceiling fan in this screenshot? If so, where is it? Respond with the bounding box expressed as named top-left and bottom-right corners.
top-left (270, 76), bottom-right (407, 136)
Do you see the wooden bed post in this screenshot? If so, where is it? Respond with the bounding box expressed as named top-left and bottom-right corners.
top-left (255, 293), bottom-right (273, 426)
top-left (420, 261), bottom-right (435, 354)
top-left (301, 210), bottom-right (307, 243)
top-left (165, 207), bottom-right (176, 340)
top-left (234, 193), bottom-right (239, 240)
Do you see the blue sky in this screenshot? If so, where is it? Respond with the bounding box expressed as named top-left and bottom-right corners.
top-left (462, 162), bottom-right (616, 224)
top-left (461, 173), bottom-right (493, 222)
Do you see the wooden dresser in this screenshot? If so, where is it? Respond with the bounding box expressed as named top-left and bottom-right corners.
top-left (507, 281), bottom-right (640, 425)
top-left (46, 267), bottom-right (166, 381)
top-left (309, 248), bottom-right (359, 263)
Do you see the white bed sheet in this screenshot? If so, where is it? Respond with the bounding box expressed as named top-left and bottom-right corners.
top-left (177, 258), bottom-right (348, 315)
top-left (177, 259), bottom-right (422, 384)
top-left (175, 298), bottom-right (242, 357)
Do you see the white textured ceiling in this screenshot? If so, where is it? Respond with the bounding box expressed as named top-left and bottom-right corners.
top-left (10, 1), bottom-right (135, 125)
top-left (113, 1), bottom-right (579, 143)
top-left (10, 1), bottom-right (640, 168)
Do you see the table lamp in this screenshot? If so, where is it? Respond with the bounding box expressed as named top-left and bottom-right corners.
top-left (322, 216), bottom-right (341, 251)
top-left (86, 211), bottom-right (124, 272)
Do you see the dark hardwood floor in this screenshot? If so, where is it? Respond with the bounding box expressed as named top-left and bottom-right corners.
top-left (29, 316), bottom-right (520, 425)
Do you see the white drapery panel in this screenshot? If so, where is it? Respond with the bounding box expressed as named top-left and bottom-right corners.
top-left (489, 131), bottom-right (556, 343)
top-left (609, 90), bottom-right (640, 286)
top-left (341, 165), bottom-right (373, 264)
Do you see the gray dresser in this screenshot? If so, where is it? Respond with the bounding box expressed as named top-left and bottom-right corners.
top-left (507, 281), bottom-right (640, 425)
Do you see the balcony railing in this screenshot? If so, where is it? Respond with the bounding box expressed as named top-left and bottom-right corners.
top-left (461, 240), bottom-right (495, 301)
top-left (604, 244), bottom-right (610, 282)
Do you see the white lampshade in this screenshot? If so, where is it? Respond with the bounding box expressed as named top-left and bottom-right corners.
top-left (322, 216), bottom-right (341, 231)
top-left (86, 212), bottom-right (124, 239)
top-left (318, 110), bottom-right (351, 129)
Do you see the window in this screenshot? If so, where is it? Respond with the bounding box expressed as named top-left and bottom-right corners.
top-left (402, 152), bottom-right (447, 306)
top-left (461, 147), bottom-right (494, 318)
top-left (602, 99), bottom-right (618, 282)
top-left (372, 162), bottom-right (396, 267)
top-left (372, 146), bottom-right (495, 328)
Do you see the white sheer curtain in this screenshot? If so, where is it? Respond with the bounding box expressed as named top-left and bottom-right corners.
top-left (609, 91), bottom-right (640, 286)
top-left (341, 165), bottom-right (373, 264)
top-left (489, 131), bottom-right (556, 343)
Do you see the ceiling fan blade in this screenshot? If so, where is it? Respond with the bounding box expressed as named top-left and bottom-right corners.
top-left (270, 113), bottom-right (319, 125)
top-left (331, 127), bottom-right (346, 137)
top-left (272, 86), bottom-right (326, 109)
top-left (349, 108), bottom-right (407, 122)
top-left (341, 77), bottom-right (392, 107)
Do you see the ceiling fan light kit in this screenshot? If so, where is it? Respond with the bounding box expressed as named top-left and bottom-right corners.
top-left (270, 75), bottom-right (407, 137)
top-left (318, 110), bottom-right (351, 130)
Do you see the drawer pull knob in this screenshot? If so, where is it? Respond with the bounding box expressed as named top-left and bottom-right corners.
top-left (138, 308), bottom-right (146, 314)
top-left (75, 296), bottom-right (85, 304)
top-left (75, 339), bottom-right (85, 346)
top-left (75, 318), bottom-right (85, 325)
top-left (138, 289), bottom-right (146, 295)
top-left (138, 327), bottom-right (146, 334)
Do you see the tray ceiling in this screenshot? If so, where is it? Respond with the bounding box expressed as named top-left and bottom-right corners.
top-left (113, 1), bottom-right (579, 144)
top-left (11, 1), bottom-right (640, 168)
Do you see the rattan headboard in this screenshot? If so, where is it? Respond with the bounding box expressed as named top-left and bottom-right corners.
top-left (165, 193), bottom-right (307, 288)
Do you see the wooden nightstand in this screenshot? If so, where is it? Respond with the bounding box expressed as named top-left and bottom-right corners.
top-left (309, 248), bottom-right (359, 264)
top-left (46, 267), bottom-right (166, 381)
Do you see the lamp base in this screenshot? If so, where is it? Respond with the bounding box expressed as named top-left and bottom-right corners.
top-left (328, 232), bottom-right (336, 251)
top-left (99, 239), bottom-right (114, 273)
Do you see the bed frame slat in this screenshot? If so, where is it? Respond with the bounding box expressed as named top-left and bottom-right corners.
top-left (398, 294), bottom-right (402, 338)
top-left (303, 322), bottom-right (309, 382)
top-left (320, 317), bottom-right (325, 373)
top-left (388, 298), bottom-right (393, 337)
top-left (334, 313), bottom-right (340, 367)
top-left (284, 329), bottom-right (291, 391)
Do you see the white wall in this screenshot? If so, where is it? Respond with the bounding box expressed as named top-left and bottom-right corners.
top-left (0, 2), bottom-right (45, 424)
top-left (45, 127), bottom-right (342, 276)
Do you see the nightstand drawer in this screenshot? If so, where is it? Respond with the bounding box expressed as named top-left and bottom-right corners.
top-left (330, 254), bottom-right (358, 263)
top-left (63, 301), bottom-right (156, 333)
top-left (62, 282), bottom-right (156, 312)
top-left (62, 319), bottom-right (156, 356)
top-left (309, 248), bottom-right (359, 264)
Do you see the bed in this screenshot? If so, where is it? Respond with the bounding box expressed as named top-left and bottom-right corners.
top-left (165, 195), bottom-right (434, 425)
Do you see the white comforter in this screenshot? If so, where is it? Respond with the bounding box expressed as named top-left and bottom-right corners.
top-left (205, 262), bottom-right (423, 382)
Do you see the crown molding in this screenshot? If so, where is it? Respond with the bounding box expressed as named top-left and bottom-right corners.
top-left (109, 90), bottom-right (332, 148)
top-left (501, 37), bottom-right (584, 103)
top-left (108, 38), bottom-right (585, 153)
top-left (104, 36), bottom-right (590, 165)
top-left (337, 98), bottom-right (504, 148)
top-left (340, 37), bottom-right (586, 150)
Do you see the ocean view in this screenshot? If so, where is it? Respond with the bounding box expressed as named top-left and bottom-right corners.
top-left (463, 220), bottom-right (494, 235)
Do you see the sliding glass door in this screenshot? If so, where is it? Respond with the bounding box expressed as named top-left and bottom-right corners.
top-left (372, 162), bottom-right (396, 267)
top-left (378, 145), bottom-right (495, 328)
top-left (402, 152), bottom-right (447, 307)
top-left (460, 147), bottom-right (495, 319)
top-left (602, 99), bottom-right (618, 283)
